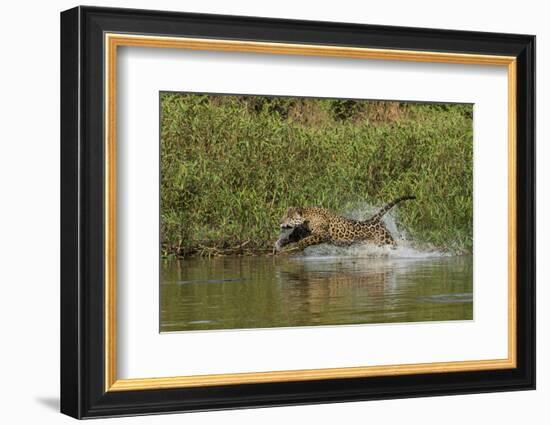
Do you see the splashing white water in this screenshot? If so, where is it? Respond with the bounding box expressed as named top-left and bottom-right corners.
top-left (302, 202), bottom-right (450, 259)
top-left (303, 240), bottom-right (449, 259)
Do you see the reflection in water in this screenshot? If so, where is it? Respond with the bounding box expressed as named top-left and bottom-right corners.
top-left (160, 255), bottom-right (472, 332)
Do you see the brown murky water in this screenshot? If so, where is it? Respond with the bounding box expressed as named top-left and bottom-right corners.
top-left (160, 255), bottom-right (472, 332)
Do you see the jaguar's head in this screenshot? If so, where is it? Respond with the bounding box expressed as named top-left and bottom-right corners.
top-left (274, 208), bottom-right (309, 252)
top-left (279, 207), bottom-right (307, 230)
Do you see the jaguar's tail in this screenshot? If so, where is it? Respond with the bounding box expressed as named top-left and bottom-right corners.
top-left (368, 195), bottom-right (416, 222)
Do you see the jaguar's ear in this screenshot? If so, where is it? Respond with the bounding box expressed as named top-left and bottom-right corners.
top-left (294, 207), bottom-right (304, 216)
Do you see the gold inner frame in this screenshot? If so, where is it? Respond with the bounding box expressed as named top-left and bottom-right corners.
top-left (104, 33), bottom-right (517, 392)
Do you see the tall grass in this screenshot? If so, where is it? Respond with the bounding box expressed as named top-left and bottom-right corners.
top-left (160, 93), bottom-right (473, 257)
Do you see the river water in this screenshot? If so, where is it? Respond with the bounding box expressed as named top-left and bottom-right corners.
top-left (160, 252), bottom-right (473, 332)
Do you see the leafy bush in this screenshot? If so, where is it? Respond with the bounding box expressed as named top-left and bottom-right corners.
top-left (160, 93), bottom-right (473, 257)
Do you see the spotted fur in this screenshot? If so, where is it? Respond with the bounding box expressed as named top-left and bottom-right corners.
top-left (276, 196), bottom-right (415, 251)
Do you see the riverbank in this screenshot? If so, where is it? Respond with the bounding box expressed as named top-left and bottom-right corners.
top-left (161, 94), bottom-right (473, 258)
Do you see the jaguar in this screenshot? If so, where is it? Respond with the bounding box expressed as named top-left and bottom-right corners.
top-left (274, 195), bottom-right (415, 252)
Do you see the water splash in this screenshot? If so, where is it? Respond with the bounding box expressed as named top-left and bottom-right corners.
top-left (303, 240), bottom-right (449, 259)
top-left (301, 202), bottom-right (450, 259)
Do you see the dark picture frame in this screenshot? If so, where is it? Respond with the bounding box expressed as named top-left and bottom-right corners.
top-left (61, 5), bottom-right (535, 419)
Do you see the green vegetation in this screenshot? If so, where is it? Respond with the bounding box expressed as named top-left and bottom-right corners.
top-left (160, 93), bottom-right (473, 258)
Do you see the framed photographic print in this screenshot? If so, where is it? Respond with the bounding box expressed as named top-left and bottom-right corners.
top-left (60, 6), bottom-right (535, 419)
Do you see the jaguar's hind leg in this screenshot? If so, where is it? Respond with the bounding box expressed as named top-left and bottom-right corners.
top-left (374, 226), bottom-right (397, 249)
